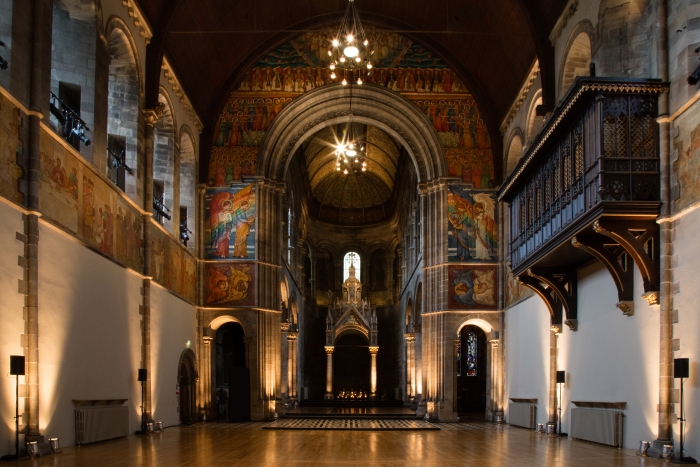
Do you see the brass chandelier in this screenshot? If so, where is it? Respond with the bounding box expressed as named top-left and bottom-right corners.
top-left (335, 116), bottom-right (367, 175)
top-left (328, 0), bottom-right (373, 85)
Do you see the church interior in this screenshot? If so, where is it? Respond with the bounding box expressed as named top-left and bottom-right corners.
top-left (1, 0), bottom-right (700, 464)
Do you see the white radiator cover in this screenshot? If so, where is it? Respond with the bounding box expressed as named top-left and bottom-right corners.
top-left (570, 408), bottom-right (623, 447)
top-left (508, 402), bottom-right (536, 429)
top-left (75, 406), bottom-right (130, 445)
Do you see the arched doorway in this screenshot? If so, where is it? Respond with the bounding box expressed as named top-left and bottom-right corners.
top-left (456, 325), bottom-right (487, 415)
top-left (333, 333), bottom-right (371, 396)
top-left (178, 349), bottom-right (197, 424)
top-left (215, 321), bottom-right (250, 422)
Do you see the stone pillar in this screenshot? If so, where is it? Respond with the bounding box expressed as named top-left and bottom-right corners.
top-left (405, 333), bottom-right (415, 399)
top-left (548, 325), bottom-right (560, 427)
top-left (369, 346), bottom-right (379, 398)
top-left (395, 248), bottom-right (403, 302)
top-left (200, 335), bottom-right (212, 419)
top-left (288, 330), bottom-right (298, 400)
top-left (280, 322), bottom-right (289, 399)
top-left (308, 248), bottom-right (316, 302)
top-left (488, 332), bottom-right (503, 421)
top-left (325, 346), bottom-right (334, 399)
top-left (385, 253), bottom-right (394, 304)
top-left (141, 109), bottom-right (158, 425)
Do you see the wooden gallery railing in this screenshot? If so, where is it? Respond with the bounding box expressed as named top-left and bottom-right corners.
top-left (499, 78), bottom-right (668, 329)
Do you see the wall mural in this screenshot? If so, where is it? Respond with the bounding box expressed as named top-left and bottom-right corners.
top-left (204, 184), bottom-right (256, 260)
top-left (0, 96), bottom-right (24, 204)
top-left (447, 188), bottom-right (498, 262)
top-left (208, 28), bottom-right (495, 188)
top-left (674, 122), bottom-right (700, 212)
top-left (149, 221), bottom-right (197, 303)
top-left (448, 265), bottom-right (498, 310)
top-left (205, 262), bottom-right (256, 307)
top-left (37, 127), bottom-right (195, 304)
top-left (505, 262), bottom-right (533, 307)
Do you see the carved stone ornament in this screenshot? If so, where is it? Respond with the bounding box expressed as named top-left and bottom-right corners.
top-left (642, 291), bottom-right (659, 306)
top-left (564, 319), bottom-right (578, 331)
top-left (616, 301), bottom-right (634, 316)
top-left (550, 325), bottom-right (561, 334)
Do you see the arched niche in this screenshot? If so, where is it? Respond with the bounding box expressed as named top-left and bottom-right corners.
top-left (505, 130), bottom-right (524, 176)
top-left (153, 90), bottom-right (177, 234)
top-left (559, 24), bottom-right (593, 99)
top-left (179, 127), bottom-right (196, 249)
top-left (526, 90), bottom-right (544, 144)
top-left (455, 318), bottom-right (494, 337)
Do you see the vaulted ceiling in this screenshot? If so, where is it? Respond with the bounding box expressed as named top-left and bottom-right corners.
top-left (139, 0), bottom-right (568, 181)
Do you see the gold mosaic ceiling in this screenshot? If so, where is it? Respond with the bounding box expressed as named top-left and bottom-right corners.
top-left (302, 123), bottom-right (401, 224)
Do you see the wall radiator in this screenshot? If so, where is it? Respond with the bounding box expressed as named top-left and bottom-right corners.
top-left (75, 406), bottom-right (129, 445)
top-left (508, 402), bottom-right (536, 429)
top-left (570, 408), bottom-right (623, 447)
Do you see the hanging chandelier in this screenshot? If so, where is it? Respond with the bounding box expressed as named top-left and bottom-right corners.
top-left (335, 116), bottom-right (367, 175)
top-left (328, 0), bottom-right (373, 85)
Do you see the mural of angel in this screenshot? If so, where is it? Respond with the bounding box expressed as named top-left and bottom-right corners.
top-left (447, 188), bottom-right (498, 262)
top-left (206, 184), bottom-right (256, 259)
top-left (206, 263), bottom-right (254, 306)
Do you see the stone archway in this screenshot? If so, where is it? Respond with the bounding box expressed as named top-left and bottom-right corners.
top-left (178, 349), bottom-right (198, 424)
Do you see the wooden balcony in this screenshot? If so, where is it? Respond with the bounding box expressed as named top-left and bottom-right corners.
top-left (499, 78), bottom-right (669, 328)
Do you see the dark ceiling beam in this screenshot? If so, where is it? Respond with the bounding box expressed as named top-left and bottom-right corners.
top-left (514, 0), bottom-right (556, 113)
top-left (144, 0), bottom-right (184, 110)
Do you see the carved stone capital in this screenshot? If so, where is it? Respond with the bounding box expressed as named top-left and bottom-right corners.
top-left (368, 346), bottom-right (379, 354)
top-left (143, 109), bottom-right (159, 126)
top-left (404, 333), bottom-right (416, 342)
top-left (280, 322), bottom-right (291, 332)
top-left (324, 346), bottom-right (335, 355)
top-left (642, 291), bottom-right (659, 306)
top-left (550, 324), bottom-right (561, 334)
top-left (287, 331), bottom-right (298, 341)
top-left (616, 301), bottom-right (634, 316)
top-left (564, 319), bottom-right (578, 331)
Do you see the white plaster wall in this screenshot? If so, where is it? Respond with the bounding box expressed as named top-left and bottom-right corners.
top-left (504, 295), bottom-right (550, 426)
top-left (671, 207), bottom-right (700, 460)
top-left (38, 222), bottom-right (143, 447)
top-left (0, 202), bottom-right (26, 457)
top-left (557, 262), bottom-right (658, 449)
top-left (150, 285), bottom-right (196, 428)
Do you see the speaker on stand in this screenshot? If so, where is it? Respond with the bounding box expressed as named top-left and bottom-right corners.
top-left (1, 356), bottom-right (25, 461)
top-left (671, 358), bottom-right (696, 464)
top-left (136, 369), bottom-right (147, 435)
top-left (557, 371), bottom-right (568, 437)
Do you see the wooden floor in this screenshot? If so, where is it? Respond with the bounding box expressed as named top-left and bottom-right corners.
top-left (18, 422), bottom-right (664, 467)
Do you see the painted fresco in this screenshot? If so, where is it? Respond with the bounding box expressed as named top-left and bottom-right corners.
top-left (448, 265), bottom-right (498, 310)
top-left (150, 222), bottom-right (168, 285)
top-left (205, 262), bottom-right (255, 307)
top-left (0, 96), bottom-right (24, 204)
top-left (674, 122), bottom-right (700, 212)
top-left (204, 184), bottom-right (256, 259)
top-left (39, 137), bottom-right (80, 233)
top-left (208, 28), bottom-right (494, 188)
top-left (447, 188), bottom-right (498, 262)
top-left (505, 262), bottom-right (533, 307)
top-left (115, 198), bottom-right (143, 272)
top-left (81, 170), bottom-right (115, 256)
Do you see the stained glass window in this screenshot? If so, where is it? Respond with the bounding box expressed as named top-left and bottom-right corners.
top-left (466, 332), bottom-right (477, 377)
top-left (343, 252), bottom-right (360, 282)
top-left (456, 341), bottom-right (461, 377)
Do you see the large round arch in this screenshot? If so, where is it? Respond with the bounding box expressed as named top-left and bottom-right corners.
top-left (257, 84), bottom-right (446, 184)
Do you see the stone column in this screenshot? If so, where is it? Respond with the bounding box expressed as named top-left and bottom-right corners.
top-left (395, 248), bottom-right (403, 302)
top-left (325, 346), bottom-right (334, 399)
top-left (370, 346), bottom-right (379, 398)
top-left (548, 325), bottom-right (560, 428)
top-left (288, 330), bottom-right (298, 400)
top-left (308, 248), bottom-right (316, 303)
top-left (200, 335), bottom-right (212, 419)
top-left (385, 253), bottom-right (394, 304)
top-left (405, 333), bottom-right (415, 399)
top-left (141, 108), bottom-right (158, 425)
top-left (280, 322), bottom-right (289, 399)
top-left (488, 333), bottom-right (503, 421)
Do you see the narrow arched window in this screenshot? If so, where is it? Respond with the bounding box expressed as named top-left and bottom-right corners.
top-left (343, 252), bottom-right (360, 282)
top-left (466, 332), bottom-right (478, 376)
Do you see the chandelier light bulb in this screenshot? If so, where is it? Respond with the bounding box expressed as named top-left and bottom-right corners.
top-left (328, 50), bottom-right (332, 56)
top-left (337, 167), bottom-right (341, 171)
top-left (332, 39), bottom-right (339, 47)
top-left (340, 56), bottom-right (346, 63)
top-left (357, 78), bottom-right (362, 85)
top-left (344, 169), bottom-right (349, 174)
top-left (331, 72), bottom-right (336, 79)
top-left (330, 63), bottom-right (335, 70)
top-left (362, 167), bottom-right (366, 171)
top-left (343, 46), bottom-right (359, 58)
top-left (347, 149), bottom-right (357, 157)
top-left (355, 56), bottom-right (361, 63)
top-left (364, 40), bottom-right (368, 46)
top-left (347, 34), bottom-right (354, 43)
top-left (342, 78), bottom-right (347, 85)
top-left (367, 62), bottom-right (372, 69)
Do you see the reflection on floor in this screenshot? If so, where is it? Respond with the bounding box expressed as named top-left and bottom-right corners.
top-left (18, 422), bottom-right (662, 467)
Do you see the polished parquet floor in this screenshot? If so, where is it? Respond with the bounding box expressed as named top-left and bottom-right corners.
top-left (12, 421), bottom-right (666, 467)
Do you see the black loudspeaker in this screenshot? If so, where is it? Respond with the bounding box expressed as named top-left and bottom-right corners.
top-left (556, 370), bottom-right (566, 384)
top-left (674, 358), bottom-right (690, 379)
top-left (138, 369), bottom-right (147, 382)
top-left (10, 356), bottom-right (25, 376)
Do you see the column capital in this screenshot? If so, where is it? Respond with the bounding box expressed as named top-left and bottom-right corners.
top-left (281, 322), bottom-right (291, 332)
top-left (203, 336), bottom-right (213, 344)
top-left (368, 346), bottom-right (379, 354)
top-left (404, 333), bottom-right (416, 342)
top-left (143, 108), bottom-right (161, 126)
top-left (550, 324), bottom-right (561, 334)
top-left (287, 331), bottom-right (298, 341)
top-left (324, 346), bottom-right (335, 355)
